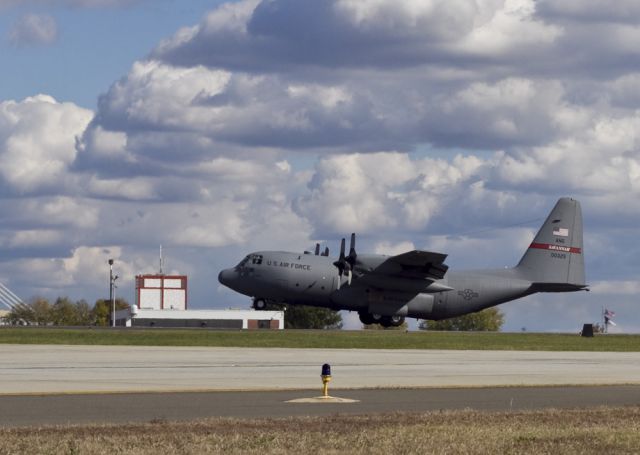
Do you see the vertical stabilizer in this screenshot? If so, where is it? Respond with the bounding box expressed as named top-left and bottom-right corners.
top-left (516, 198), bottom-right (585, 288)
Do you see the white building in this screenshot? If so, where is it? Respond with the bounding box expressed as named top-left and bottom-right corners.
top-left (115, 307), bottom-right (284, 330)
top-left (136, 274), bottom-right (187, 310)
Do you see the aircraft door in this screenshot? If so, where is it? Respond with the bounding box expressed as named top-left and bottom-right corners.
top-left (430, 291), bottom-right (448, 319)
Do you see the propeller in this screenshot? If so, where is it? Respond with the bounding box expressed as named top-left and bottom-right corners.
top-left (347, 232), bottom-right (356, 269)
top-left (332, 233), bottom-right (357, 289)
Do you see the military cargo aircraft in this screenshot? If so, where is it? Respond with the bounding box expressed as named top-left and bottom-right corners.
top-left (218, 198), bottom-right (587, 328)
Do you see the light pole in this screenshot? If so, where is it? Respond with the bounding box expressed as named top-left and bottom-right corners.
top-left (112, 276), bottom-right (118, 327)
top-left (108, 259), bottom-right (118, 327)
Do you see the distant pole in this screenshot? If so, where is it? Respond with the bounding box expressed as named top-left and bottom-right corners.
top-left (109, 259), bottom-right (114, 303)
top-left (112, 283), bottom-right (117, 328)
top-left (109, 259), bottom-right (118, 328)
top-left (109, 259), bottom-right (114, 326)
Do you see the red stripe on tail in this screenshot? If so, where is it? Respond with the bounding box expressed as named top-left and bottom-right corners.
top-left (529, 242), bottom-right (582, 254)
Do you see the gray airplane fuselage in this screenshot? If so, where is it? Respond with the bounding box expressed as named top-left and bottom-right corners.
top-left (218, 250), bottom-right (538, 320)
top-left (219, 198), bottom-right (587, 324)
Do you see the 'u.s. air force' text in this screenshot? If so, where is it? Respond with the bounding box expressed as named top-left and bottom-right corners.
top-left (266, 260), bottom-right (311, 271)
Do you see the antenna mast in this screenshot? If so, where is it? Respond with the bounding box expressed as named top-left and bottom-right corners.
top-left (159, 245), bottom-right (164, 275)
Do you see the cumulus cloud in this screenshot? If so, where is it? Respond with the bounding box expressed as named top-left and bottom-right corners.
top-left (4, 246), bottom-right (135, 295)
top-left (0, 95), bottom-right (93, 193)
top-left (492, 112), bottom-right (640, 197)
top-left (84, 61), bottom-right (588, 164)
top-left (373, 240), bottom-right (416, 256)
top-left (537, 0), bottom-right (640, 24)
top-left (0, 0), bottom-right (140, 9)
top-left (83, 0), bottom-right (639, 162)
top-left (2, 0), bottom-right (640, 332)
top-left (8, 14), bottom-right (58, 47)
top-left (155, 0), bottom-right (560, 72)
top-left (294, 152), bottom-right (488, 237)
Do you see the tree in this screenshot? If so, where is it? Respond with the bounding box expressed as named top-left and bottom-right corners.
top-left (264, 303), bottom-right (342, 329)
top-left (51, 297), bottom-right (94, 326)
top-left (2, 300), bottom-right (40, 325)
top-left (3, 297), bottom-right (104, 326)
top-left (420, 307), bottom-right (505, 331)
top-left (74, 299), bottom-right (93, 325)
top-left (2, 297), bottom-right (53, 326)
top-left (51, 297), bottom-right (77, 325)
top-left (92, 298), bottom-right (130, 326)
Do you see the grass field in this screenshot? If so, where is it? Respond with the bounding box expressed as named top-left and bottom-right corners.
top-left (1, 327), bottom-right (639, 351)
top-left (1, 407), bottom-right (638, 454)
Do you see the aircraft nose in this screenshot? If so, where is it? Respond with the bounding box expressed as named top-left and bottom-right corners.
top-left (218, 268), bottom-right (235, 287)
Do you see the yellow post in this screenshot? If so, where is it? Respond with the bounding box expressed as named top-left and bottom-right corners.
top-left (322, 375), bottom-right (331, 397)
top-left (321, 363), bottom-right (332, 398)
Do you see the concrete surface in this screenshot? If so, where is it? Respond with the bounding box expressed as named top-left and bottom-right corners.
top-left (1, 345), bottom-right (639, 394)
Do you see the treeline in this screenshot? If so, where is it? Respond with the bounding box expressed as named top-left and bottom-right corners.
top-left (1, 297), bottom-right (130, 326)
top-left (419, 308), bottom-right (504, 331)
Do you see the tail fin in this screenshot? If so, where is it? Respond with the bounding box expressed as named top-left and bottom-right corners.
top-left (516, 197), bottom-right (586, 290)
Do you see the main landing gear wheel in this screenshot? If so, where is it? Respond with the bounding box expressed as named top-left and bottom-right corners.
top-left (380, 315), bottom-right (405, 328)
top-left (358, 312), bottom-right (375, 325)
top-left (253, 298), bottom-right (267, 310)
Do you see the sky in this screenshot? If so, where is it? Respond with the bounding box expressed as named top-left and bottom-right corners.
top-left (1, 0), bottom-right (639, 332)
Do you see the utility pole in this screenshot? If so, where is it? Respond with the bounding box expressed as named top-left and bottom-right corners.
top-left (109, 259), bottom-right (118, 327)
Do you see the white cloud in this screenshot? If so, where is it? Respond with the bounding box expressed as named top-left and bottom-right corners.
top-left (0, 95), bottom-right (93, 193)
top-left (537, 0), bottom-right (640, 24)
top-left (9, 246), bottom-right (135, 293)
top-left (96, 60), bottom-right (232, 131)
top-left (87, 176), bottom-right (156, 200)
top-left (0, 0), bottom-right (140, 9)
top-left (156, 0), bottom-right (561, 72)
top-left (373, 240), bottom-right (415, 256)
top-left (493, 112), bottom-right (640, 195)
top-left (24, 197), bottom-right (100, 229)
top-left (295, 152), bottom-right (491, 236)
top-left (8, 14), bottom-right (58, 47)
top-left (2, 0), bottom-right (640, 333)
top-left (2, 229), bottom-right (63, 248)
top-left (457, 0), bottom-right (562, 55)
top-left (590, 280), bottom-right (640, 295)
top-left (335, 0), bottom-right (482, 40)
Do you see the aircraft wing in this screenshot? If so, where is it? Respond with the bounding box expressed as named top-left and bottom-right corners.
top-left (357, 250), bottom-right (450, 292)
top-left (376, 250), bottom-right (449, 279)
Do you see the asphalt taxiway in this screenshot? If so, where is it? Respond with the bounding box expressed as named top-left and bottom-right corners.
top-left (1, 386), bottom-right (639, 427)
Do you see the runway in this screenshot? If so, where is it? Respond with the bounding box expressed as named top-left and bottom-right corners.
top-left (2, 345), bottom-right (640, 394)
top-left (1, 345), bottom-right (639, 427)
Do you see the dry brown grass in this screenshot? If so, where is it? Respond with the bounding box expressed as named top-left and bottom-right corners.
top-left (1, 407), bottom-right (639, 454)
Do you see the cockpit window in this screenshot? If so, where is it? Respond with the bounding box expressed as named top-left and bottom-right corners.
top-left (236, 254), bottom-right (262, 270)
top-left (236, 256), bottom-right (251, 269)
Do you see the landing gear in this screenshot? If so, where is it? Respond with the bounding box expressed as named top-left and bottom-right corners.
top-left (358, 312), bottom-right (405, 328)
top-left (380, 315), bottom-right (405, 328)
top-left (358, 312), bottom-right (374, 325)
top-left (253, 298), bottom-right (267, 310)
